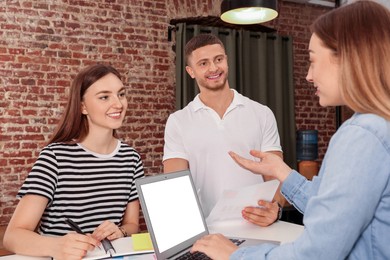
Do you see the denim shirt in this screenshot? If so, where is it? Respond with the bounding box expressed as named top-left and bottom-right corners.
top-left (231, 113), bottom-right (390, 260)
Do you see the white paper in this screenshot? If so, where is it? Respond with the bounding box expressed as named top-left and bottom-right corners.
top-left (82, 237), bottom-right (153, 260)
top-left (206, 180), bottom-right (280, 224)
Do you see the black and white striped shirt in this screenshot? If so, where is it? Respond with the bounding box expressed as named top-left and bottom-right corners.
top-left (17, 141), bottom-right (144, 236)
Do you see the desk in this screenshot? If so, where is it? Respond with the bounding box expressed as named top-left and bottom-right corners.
top-left (209, 220), bottom-right (304, 244)
top-left (0, 256), bottom-right (50, 260)
top-left (0, 254), bottom-right (153, 260)
top-left (1, 221), bottom-right (303, 259)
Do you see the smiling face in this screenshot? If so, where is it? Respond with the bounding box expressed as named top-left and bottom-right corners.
top-left (185, 44), bottom-right (229, 92)
top-left (81, 73), bottom-right (127, 133)
top-left (306, 33), bottom-right (344, 107)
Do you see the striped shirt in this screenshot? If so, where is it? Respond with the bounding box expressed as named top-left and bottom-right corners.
top-left (17, 141), bottom-right (144, 236)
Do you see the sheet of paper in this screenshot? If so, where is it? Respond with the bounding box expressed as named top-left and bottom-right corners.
top-left (206, 180), bottom-right (280, 224)
top-left (111, 237), bottom-right (153, 257)
top-left (122, 253), bottom-right (156, 260)
top-left (83, 245), bottom-right (108, 260)
top-left (82, 237), bottom-right (154, 260)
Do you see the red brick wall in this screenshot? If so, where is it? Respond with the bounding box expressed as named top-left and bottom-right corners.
top-left (273, 1), bottom-right (336, 160)
top-left (0, 0), bottom-right (334, 227)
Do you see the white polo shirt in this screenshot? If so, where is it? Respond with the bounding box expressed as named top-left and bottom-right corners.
top-left (163, 89), bottom-right (282, 218)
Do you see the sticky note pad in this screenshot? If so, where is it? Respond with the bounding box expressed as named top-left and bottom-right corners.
top-left (132, 232), bottom-right (154, 251)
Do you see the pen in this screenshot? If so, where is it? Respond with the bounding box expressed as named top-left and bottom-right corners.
top-left (64, 218), bottom-right (102, 250)
top-left (64, 218), bottom-right (84, 234)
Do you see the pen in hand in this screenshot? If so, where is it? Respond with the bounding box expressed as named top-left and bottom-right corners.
top-left (64, 218), bottom-right (84, 234)
top-left (64, 218), bottom-right (115, 254)
top-left (65, 218), bottom-right (102, 250)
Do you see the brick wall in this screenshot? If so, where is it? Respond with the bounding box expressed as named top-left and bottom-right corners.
top-left (273, 1), bottom-right (335, 160)
top-left (0, 0), bottom-right (334, 227)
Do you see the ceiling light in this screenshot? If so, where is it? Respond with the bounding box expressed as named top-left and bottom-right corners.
top-left (221, 0), bottom-right (278, 25)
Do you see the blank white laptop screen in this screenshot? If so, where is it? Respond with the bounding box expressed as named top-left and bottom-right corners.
top-left (139, 174), bottom-right (205, 252)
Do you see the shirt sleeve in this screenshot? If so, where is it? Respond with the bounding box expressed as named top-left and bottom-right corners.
top-left (231, 122), bottom-right (390, 259)
top-left (17, 146), bottom-right (58, 204)
top-left (260, 107), bottom-right (282, 152)
top-left (281, 170), bottom-right (322, 214)
top-left (163, 114), bottom-right (189, 162)
top-left (129, 150), bottom-right (145, 202)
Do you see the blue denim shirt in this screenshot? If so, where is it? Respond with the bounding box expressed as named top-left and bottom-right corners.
top-left (231, 113), bottom-right (390, 259)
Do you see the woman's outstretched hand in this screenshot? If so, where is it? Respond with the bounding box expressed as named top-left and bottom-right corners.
top-left (229, 150), bottom-right (292, 183)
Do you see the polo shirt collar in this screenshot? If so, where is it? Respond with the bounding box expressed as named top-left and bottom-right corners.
top-left (191, 89), bottom-right (244, 112)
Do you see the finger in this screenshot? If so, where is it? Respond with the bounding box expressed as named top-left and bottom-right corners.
top-left (228, 151), bottom-right (242, 163)
top-left (191, 235), bottom-right (213, 253)
top-left (228, 152), bottom-right (243, 167)
top-left (71, 239), bottom-right (96, 252)
top-left (246, 217), bottom-right (272, 227)
top-left (243, 206), bottom-right (264, 214)
top-left (93, 221), bottom-right (115, 240)
top-left (99, 229), bottom-right (117, 241)
top-left (85, 234), bottom-right (101, 248)
top-left (257, 200), bottom-right (275, 209)
top-left (191, 242), bottom-right (205, 253)
top-left (107, 229), bottom-right (121, 240)
top-left (243, 211), bottom-right (274, 227)
top-left (228, 152), bottom-right (256, 169)
top-left (79, 234), bottom-right (100, 248)
top-left (249, 150), bottom-right (266, 159)
top-left (242, 207), bottom-right (267, 220)
top-left (97, 220), bottom-right (113, 231)
top-left (255, 202), bottom-right (279, 218)
top-left (242, 206), bottom-right (277, 226)
top-left (242, 208), bottom-right (262, 222)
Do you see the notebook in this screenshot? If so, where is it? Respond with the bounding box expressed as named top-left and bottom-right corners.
top-left (135, 170), bottom-right (280, 260)
top-left (82, 236), bottom-right (153, 260)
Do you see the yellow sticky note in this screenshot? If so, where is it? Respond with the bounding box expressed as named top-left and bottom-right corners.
top-left (132, 232), bottom-right (154, 251)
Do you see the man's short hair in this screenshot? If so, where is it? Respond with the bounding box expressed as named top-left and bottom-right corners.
top-left (184, 34), bottom-right (225, 64)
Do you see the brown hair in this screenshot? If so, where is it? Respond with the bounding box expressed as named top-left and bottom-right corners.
top-left (47, 64), bottom-right (122, 144)
top-left (184, 34), bottom-right (225, 64)
top-left (311, 0), bottom-right (390, 120)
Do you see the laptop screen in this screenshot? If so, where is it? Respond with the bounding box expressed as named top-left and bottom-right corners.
top-left (136, 170), bottom-right (209, 259)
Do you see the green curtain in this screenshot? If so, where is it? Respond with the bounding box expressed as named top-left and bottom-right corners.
top-left (174, 23), bottom-right (296, 169)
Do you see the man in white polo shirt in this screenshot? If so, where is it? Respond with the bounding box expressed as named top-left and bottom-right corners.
top-left (163, 34), bottom-right (284, 226)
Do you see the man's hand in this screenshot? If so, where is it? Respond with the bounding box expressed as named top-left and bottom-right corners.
top-left (242, 200), bottom-right (280, 226)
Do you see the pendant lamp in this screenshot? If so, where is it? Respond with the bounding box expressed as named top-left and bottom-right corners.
top-left (220, 0), bottom-right (278, 25)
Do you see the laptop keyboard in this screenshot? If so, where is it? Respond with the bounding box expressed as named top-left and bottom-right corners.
top-left (175, 238), bottom-right (245, 260)
top-left (176, 251), bottom-right (210, 260)
top-left (230, 238), bottom-right (245, 246)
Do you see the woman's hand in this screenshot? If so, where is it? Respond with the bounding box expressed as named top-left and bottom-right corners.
top-left (229, 150), bottom-right (292, 182)
top-left (52, 233), bottom-right (99, 260)
top-left (191, 234), bottom-right (238, 260)
top-left (92, 220), bottom-right (123, 241)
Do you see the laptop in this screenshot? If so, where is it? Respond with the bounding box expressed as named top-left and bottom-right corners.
top-left (135, 170), bottom-right (280, 260)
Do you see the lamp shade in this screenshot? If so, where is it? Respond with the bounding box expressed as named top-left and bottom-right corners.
top-left (221, 0), bottom-right (278, 25)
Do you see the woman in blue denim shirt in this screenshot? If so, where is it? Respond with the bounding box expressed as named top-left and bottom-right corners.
top-left (191, 1), bottom-right (390, 259)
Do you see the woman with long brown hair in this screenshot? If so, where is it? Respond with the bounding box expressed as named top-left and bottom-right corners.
top-left (4, 64), bottom-right (144, 259)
